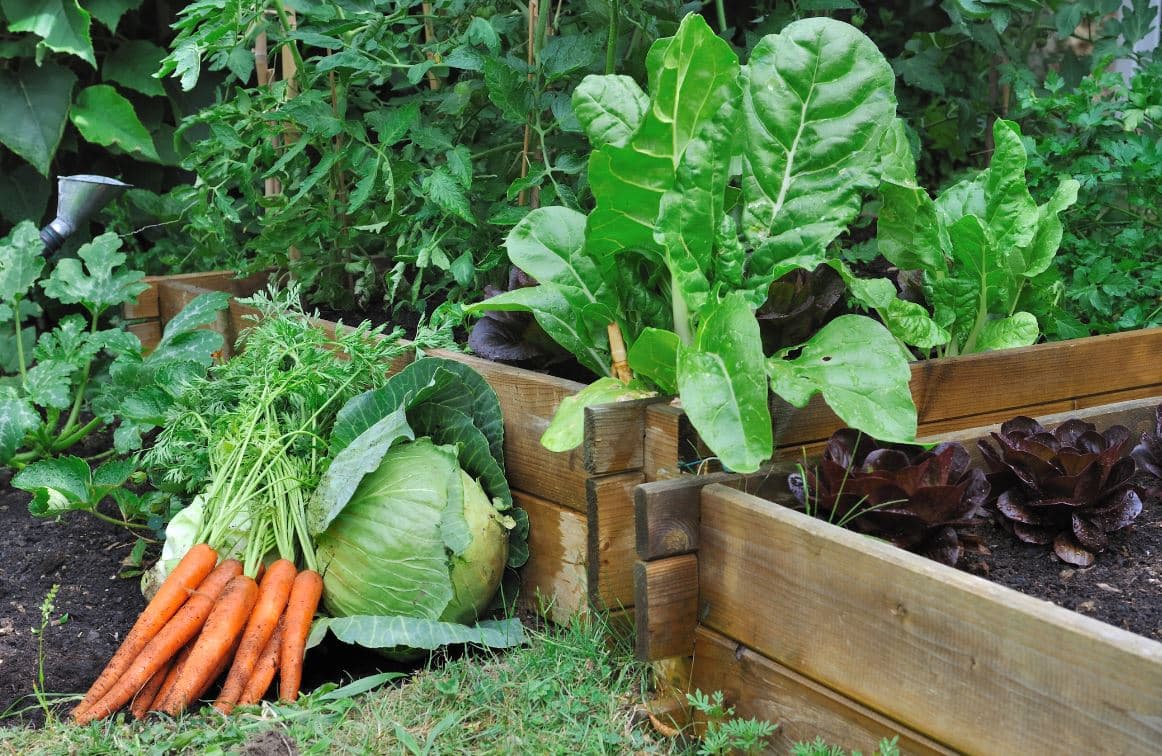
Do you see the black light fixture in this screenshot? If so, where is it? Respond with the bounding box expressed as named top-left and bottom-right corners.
top-left (39, 175), bottom-right (133, 253)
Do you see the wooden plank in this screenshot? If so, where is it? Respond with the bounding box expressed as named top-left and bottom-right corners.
top-left (124, 270), bottom-right (240, 320)
top-left (127, 321), bottom-right (161, 352)
top-left (634, 555), bottom-right (698, 662)
top-left (923, 395), bottom-right (1162, 468)
top-left (692, 626), bottom-right (953, 755)
top-left (584, 397), bottom-right (668, 475)
top-left (644, 402), bottom-right (697, 481)
top-left (586, 471), bottom-right (642, 610)
top-left (636, 465), bottom-right (800, 562)
top-left (514, 490), bottom-right (588, 623)
top-left (698, 484), bottom-right (1162, 754)
top-left (636, 473), bottom-right (731, 561)
top-left (770, 329), bottom-right (1162, 449)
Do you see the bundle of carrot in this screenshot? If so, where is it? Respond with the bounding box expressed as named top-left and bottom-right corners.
top-left (73, 433), bottom-right (326, 723)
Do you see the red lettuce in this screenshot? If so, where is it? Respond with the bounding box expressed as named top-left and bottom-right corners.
top-left (789, 429), bottom-right (988, 565)
top-left (978, 416), bottom-right (1145, 567)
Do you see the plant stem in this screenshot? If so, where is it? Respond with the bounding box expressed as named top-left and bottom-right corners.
top-left (59, 311), bottom-right (102, 441)
top-left (51, 416), bottom-right (103, 453)
top-left (270, 0), bottom-right (307, 87)
top-left (714, 0), bottom-right (727, 36)
top-left (13, 295), bottom-right (29, 382)
top-left (672, 272), bottom-right (693, 346)
top-left (88, 509), bottom-right (153, 533)
top-left (605, 0), bottom-right (619, 75)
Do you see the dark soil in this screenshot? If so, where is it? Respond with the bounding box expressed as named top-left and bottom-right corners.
top-left (960, 493), bottom-right (1161, 641)
top-left (0, 468), bottom-right (146, 727)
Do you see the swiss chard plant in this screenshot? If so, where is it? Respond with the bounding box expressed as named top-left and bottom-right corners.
top-left (876, 118), bottom-right (1080, 357)
top-left (468, 14), bottom-right (941, 472)
top-left (0, 220), bottom-right (229, 469)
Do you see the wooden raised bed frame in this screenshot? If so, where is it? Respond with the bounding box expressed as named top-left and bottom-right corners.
top-left (126, 273), bottom-right (1162, 625)
top-left (634, 397), bottom-right (1162, 753)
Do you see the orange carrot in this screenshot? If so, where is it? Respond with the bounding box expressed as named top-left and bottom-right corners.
top-left (192, 631), bottom-right (243, 704)
top-left (279, 569), bottom-right (323, 702)
top-left (129, 658), bottom-right (171, 721)
top-left (149, 642), bottom-right (192, 713)
top-left (214, 559), bottom-right (296, 714)
top-left (76, 558), bottom-right (242, 724)
top-left (73, 543), bottom-right (218, 720)
top-left (158, 574), bottom-right (258, 715)
top-left (239, 617), bottom-right (284, 706)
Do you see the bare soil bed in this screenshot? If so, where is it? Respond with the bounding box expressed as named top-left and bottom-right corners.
top-left (961, 492), bottom-right (1161, 640)
top-left (0, 469), bottom-right (146, 726)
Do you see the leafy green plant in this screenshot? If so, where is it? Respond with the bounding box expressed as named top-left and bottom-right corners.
top-left (1015, 62), bottom-right (1162, 336)
top-left (0, 0), bottom-right (202, 231)
top-left (686, 689), bottom-right (777, 756)
top-left (876, 118), bottom-right (1080, 356)
top-left (155, 0), bottom-right (684, 315)
top-left (0, 221), bottom-right (229, 469)
top-left (469, 14), bottom-right (942, 473)
top-left (791, 735), bottom-right (901, 756)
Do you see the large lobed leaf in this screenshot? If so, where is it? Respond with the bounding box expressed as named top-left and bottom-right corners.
top-left (742, 17), bottom-right (897, 282)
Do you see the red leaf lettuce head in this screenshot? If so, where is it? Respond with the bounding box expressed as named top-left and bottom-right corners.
top-left (978, 415), bottom-right (1145, 567)
top-left (788, 429), bottom-right (988, 565)
top-left (1130, 404), bottom-right (1162, 500)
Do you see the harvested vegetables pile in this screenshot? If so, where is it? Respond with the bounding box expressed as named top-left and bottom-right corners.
top-left (69, 290), bottom-right (527, 722)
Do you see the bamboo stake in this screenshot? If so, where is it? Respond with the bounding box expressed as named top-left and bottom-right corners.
top-left (421, 2), bottom-right (441, 91)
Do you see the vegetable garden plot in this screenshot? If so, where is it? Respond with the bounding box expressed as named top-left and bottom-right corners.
top-left (633, 397), bottom-right (1162, 754)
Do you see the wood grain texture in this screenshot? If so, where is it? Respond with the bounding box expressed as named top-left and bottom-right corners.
top-left (770, 328), bottom-right (1162, 449)
top-left (515, 490), bottom-right (588, 623)
top-left (698, 484), bottom-right (1162, 754)
top-left (634, 556), bottom-right (698, 662)
top-left (643, 402), bottom-right (699, 482)
top-left (123, 270), bottom-right (243, 320)
top-left (127, 321), bottom-right (162, 351)
top-left (692, 626), bottom-right (953, 755)
top-left (584, 397), bottom-right (669, 475)
top-left (636, 466), bottom-right (799, 561)
top-left (586, 471), bottom-right (642, 610)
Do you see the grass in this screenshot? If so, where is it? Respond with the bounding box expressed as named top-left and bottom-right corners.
top-left (0, 614), bottom-right (690, 756)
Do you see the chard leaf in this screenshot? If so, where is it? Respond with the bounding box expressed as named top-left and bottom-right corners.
top-left (627, 327), bottom-right (679, 395)
top-left (0, 221), bottom-right (45, 303)
top-left (879, 118), bottom-right (917, 185)
top-left (677, 294), bottom-right (771, 473)
top-left (975, 312), bottom-right (1039, 352)
top-left (881, 299), bottom-right (951, 350)
top-left (877, 181), bottom-right (946, 274)
top-left (767, 315), bottom-right (917, 444)
top-left (42, 232), bottom-right (148, 317)
top-left (982, 120), bottom-right (1038, 255)
top-left (310, 405), bottom-right (414, 536)
top-left (504, 207), bottom-right (605, 299)
top-left (306, 615), bottom-right (525, 652)
top-left (0, 397), bottom-right (40, 463)
top-left (572, 74), bottom-right (648, 148)
top-left (541, 377), bottom-right (655, 453)
top-left (585, 14), bottom-right (738, 264)
top-left (467, 285), bottom-right (609, 378)
top-left (743, 18), bottom-right (896, 281)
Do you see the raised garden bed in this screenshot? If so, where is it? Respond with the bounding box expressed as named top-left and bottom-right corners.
top-left (633, 397), bottom-right (1162, 753)
top-left (126, 274), bottom-right (1162, 628)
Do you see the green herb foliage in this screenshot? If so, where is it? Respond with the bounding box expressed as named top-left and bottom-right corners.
top-left (1016, 63), bottom-right (1162, 336)
top-left (156, 0), bottom-right (685, 316)
top-left (0, 220), bottom-right (228, 470)
top-left (470, 14), bottom-right (930, 473)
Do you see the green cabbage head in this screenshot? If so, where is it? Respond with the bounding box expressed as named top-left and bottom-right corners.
top-left (315, 438), bottom-right (513, 625)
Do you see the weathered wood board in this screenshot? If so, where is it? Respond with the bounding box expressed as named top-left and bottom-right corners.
top-left (697, 483), bottom-right (1162, 753)
top-left (692, 626), bottom-right (953, 755)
